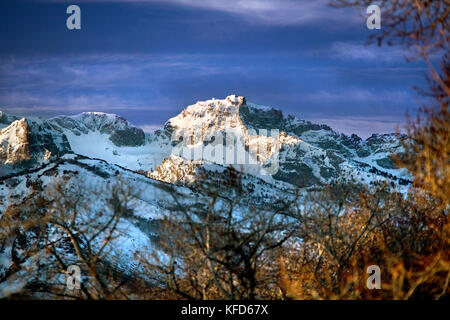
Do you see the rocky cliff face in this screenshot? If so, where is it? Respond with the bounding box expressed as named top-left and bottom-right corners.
top-left (0, 118), bottom-right (31, 165)
top-left (0, 117), bottom-right (72, 171)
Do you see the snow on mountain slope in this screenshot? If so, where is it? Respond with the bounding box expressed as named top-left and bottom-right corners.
top-left (61, 130), bottom-right (164, 171)
top-left (46, 112), bottom-right (180, 173)
top-left (158, 95), bottom-right (323, 182)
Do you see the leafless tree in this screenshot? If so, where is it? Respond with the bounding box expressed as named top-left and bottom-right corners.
top-left (140, 168), bottom-right (295, 300)
top-left (0, 176), bottom-right (148, 299)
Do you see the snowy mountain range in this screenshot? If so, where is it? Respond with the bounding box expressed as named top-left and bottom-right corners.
top-left (1, 95), bottom-right (409, 186)
top-left (0, 95), bottom-right (411, 295)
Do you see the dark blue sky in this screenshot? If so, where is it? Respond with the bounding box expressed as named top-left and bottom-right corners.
top-left (0, 0), bottom-right (430, 137)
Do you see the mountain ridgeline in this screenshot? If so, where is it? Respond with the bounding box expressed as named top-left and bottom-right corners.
top-left (0, 95), bottom-right (408, 187)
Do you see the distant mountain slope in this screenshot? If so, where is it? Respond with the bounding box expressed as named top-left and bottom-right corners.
top-left (49, 112), bottom-right (145, 147)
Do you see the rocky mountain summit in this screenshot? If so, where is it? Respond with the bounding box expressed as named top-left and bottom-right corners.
top-left (149, 95), bottom-right (408, 187)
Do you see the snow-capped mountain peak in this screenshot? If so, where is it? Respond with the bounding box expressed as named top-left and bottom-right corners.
top-left (167, 95), bottom-right (247, 133)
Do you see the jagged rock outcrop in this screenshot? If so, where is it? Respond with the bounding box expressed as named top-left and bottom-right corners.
top-left (0, 118), bottom-right (31, 164)
top-left (150, 155), bottom-right (201, 184)
top-left (28, 121), bottom-right (72, 158)
top-left (0, 116), bottom-right (72, 173)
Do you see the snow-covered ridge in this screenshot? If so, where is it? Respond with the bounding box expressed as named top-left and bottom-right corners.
top-left (51, 112), bottom-right (135, 134)
top-left (49, 112), bottom-right (146, 147)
